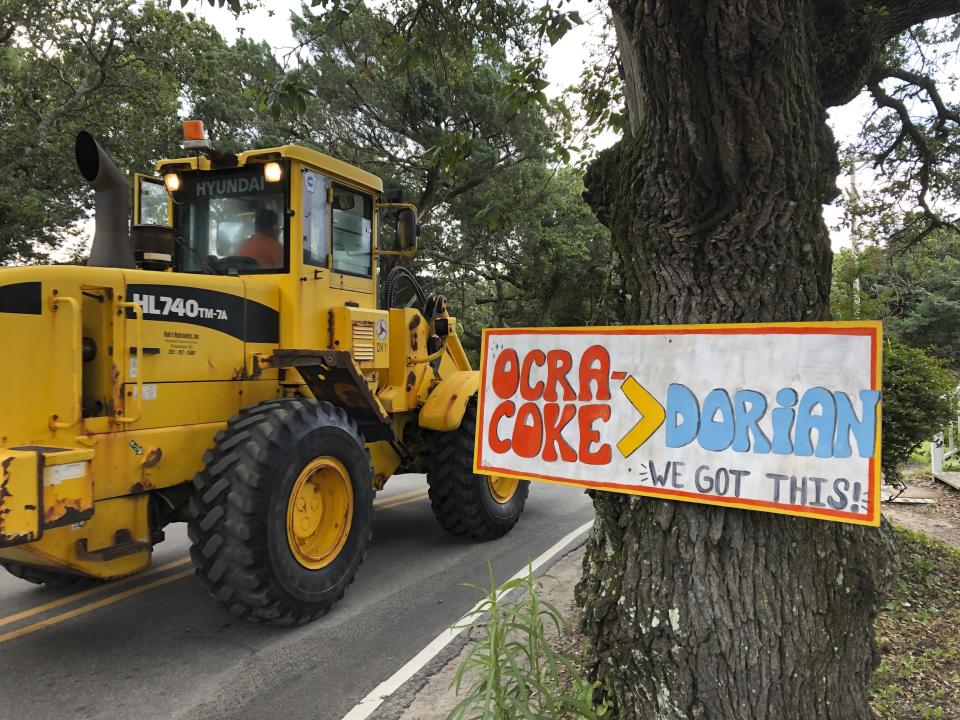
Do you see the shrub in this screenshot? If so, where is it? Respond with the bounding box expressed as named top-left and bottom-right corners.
top-left (882, 338), bottom-right (956, 483)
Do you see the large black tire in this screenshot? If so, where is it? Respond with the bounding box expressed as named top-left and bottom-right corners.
top-left (427, 399), bottom-right (529, 540)
top-left (188, 398), bottom-right (374, 625)
top-left (2, 562), bottom-right (99, 591)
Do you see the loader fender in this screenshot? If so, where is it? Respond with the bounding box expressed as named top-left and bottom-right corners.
top-left (419, 371), bottom-right (480, 432)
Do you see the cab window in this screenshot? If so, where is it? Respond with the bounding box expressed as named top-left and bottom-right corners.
top-left (137, 176), bottom-right (169, 226)
top-left (302, 170), bottom-right (330, 267)
top-left (332, 185), bottom-right (372, 277)
top-left (176, 167), bottom-right (287, 274)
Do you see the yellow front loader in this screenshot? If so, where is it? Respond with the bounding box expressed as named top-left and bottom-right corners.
top-left (0, 122), bottom-right (527, 624)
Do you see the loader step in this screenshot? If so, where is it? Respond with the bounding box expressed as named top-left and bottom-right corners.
top-left (76, 529), bottom-right (150, 562)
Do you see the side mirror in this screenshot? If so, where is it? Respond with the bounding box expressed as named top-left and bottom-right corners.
top-left (376, 202), bottom-right (419, 256)
top-left (397, 208), bottom-right (418, 252)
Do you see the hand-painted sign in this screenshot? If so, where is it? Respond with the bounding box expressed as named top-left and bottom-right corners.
top-left (473, 323), bottom-right (882, 526)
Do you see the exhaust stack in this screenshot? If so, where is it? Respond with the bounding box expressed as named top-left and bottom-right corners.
top-left (75, 131), bottom-right (134, 269)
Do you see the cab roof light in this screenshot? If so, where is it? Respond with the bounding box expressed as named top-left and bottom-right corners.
top-left (264, 161), bottom-right (282, 182)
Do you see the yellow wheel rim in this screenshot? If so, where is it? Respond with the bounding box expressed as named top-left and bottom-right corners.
top-left (487, 475), bottom-right (519, 504)
top-left (286, 456), bottom-right (353, 570)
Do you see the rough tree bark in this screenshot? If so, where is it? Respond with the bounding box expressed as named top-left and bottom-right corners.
top-left (575, 1), bottom-right (957, 718)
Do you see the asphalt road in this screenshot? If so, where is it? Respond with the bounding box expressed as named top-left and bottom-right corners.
top-left (0, 475), bottom-right (594, 720)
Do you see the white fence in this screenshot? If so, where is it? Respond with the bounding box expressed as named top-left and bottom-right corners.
top-left (931, 386), bottom-right (960, 490)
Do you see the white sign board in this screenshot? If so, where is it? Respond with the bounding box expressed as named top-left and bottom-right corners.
top-left (474, 323), bottom-right (882, 526)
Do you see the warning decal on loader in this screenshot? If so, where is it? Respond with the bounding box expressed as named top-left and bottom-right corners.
top-left (473, 323), bottom-right (882, 526)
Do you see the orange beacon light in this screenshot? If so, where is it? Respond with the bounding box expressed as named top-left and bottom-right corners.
top-left (182, 119), bottom-right (209, 150)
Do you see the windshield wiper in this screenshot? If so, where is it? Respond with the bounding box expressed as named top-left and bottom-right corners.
top-left (173, 233), bottom-right (221, 275)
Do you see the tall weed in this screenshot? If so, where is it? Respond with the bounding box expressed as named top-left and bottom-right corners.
top-left (449, 565), bottom-right (605, 720)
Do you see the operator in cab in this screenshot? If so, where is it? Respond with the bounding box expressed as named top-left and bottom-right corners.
top-left (238, 208), bottom-right (283, 268)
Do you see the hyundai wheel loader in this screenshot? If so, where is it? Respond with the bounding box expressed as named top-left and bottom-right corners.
top-left (0, 121), bottom-right (528, 624)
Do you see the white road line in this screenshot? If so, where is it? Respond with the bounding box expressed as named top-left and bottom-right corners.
top-left (339, 519), bottom-right (595, 720)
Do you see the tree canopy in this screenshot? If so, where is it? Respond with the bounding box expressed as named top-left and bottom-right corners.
top-left (423, 163), bottom-right (620, 357)
top-left (0, 0), bottom-right (282, 263)
top-left (287, 0), bottom-right (561, 219)
top-left (833, 229), bottom-right (960, 370)
top-left (842, 15), bottom-right (960, 249)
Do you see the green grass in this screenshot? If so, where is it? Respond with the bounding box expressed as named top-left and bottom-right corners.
top-left (909, 441), bottom-right (933, 466)
top-left (870, 528), bottom-right (960, 720)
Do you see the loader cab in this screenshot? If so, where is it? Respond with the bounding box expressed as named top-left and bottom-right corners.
top-left (148, 150), bottom-right (416, 282)
top-left (145, 142), bottom-right (417, 348)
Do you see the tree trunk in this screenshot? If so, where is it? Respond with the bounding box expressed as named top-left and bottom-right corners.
top-left (577, 1), bottom-right (901, 717)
